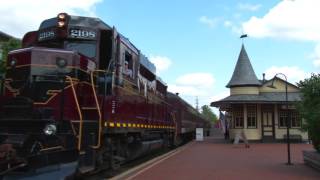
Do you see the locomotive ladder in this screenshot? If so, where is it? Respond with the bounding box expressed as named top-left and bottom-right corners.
top-left (89, 70), bottom-right (103, 149)
top-left (66, 76), bottom-right (83, 151)
top-left (66, 74), bottom-right (102, 151)
top-left (171, 112), bottom-right (178, 144)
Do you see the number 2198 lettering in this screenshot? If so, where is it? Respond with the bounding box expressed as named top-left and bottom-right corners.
top-left (70, 29), bottom-right (96, 39)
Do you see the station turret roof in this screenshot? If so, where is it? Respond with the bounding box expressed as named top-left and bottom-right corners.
top-left (226, 44), bottom-right (261, 88)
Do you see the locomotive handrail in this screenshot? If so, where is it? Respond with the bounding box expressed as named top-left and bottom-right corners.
top-left (170, 112), bottom-right (178, 144)
top-left (3, 75), bottom-right (66, 95)
top-left (66, 75), bottom-right (83, 151)
top-left (0, 162), bottom-right (27, 176)
top-left (90, 70), bottom-right (105, 149)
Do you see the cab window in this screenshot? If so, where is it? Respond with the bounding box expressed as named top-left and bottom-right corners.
top-left (65, 40), bottom-right (96, 59)
top-left (123, 51), bottom-right (133, 78)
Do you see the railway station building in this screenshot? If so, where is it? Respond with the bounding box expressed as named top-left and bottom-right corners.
top-left (211, 44), bottom-right (308, 142)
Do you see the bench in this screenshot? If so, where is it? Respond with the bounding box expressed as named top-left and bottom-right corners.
top-left (283, 134), bottom-right (302, 142)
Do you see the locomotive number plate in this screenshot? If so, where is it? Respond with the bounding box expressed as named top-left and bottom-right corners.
top-left (69, 29), bottom-right (97, 39)
top-left (38, 30), bottom-right (55, 41)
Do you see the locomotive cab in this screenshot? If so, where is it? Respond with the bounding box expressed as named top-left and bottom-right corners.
top-left (3, 13), bottom-right (115, 117)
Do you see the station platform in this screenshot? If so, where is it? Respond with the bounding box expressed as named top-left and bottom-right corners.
top-left (113, 135), bottom-right (320, 180)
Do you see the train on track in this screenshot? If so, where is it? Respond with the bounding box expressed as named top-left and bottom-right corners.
top-left (0, 13), bottom-right (210, 179)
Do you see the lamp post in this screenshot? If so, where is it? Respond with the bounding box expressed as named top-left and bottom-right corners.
top-left (268, 73), bottom-right (292, 165)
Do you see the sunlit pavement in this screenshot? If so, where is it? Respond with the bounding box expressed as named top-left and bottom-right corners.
top-left (128, 136), bottom-right (320, 180)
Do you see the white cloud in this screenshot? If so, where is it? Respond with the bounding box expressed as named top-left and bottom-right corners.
top-left (0, 0), bottom-right (102, 38)
top-left (242, 0), bottom-right (320, 41)
top-left (167, 73), bottom-right (222, 113)
top-left (310, 43), bottom-right (320, 68)
top-left (238, 3), bottom-right (261, 11)
top-left (313, 59), bottom-right (320, 67)
top-left (168, 84), bottom-right (207, 97)
top-left (264, 66), bottom-right (310, 84)
top-left (168, 73), bottom-right (215, 97)
top-left (241, 0), bottom-right (320, 68)
top-left (176, 73), bottom-right (215, 88)
top-left (149, 55), bottom-right (172, 74)
top-left (224, 20), bottom-right (242, 34)
top-left (209, 90), bottom-right (229, 103)
top-left (224, 21), bottom-right (232, 28)
top-left (199, 16), bottom-right (219, 28)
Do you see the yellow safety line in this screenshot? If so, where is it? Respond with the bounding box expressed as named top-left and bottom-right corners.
top-left (66, 76), bottom-right (83, 151)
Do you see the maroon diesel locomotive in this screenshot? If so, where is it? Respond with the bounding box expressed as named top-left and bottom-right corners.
top-left (0, 13), bottom-right (209, 178)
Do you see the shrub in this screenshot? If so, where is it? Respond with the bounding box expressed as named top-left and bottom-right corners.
top-left (297, 74), bottom-right (320, 152)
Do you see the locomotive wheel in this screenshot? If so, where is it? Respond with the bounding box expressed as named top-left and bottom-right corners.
top-left (96, 137), bottom-right (121, 170)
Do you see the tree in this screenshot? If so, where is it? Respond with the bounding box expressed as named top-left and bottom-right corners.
top-left (296, 73), bottom-right (320, 152)
top-left (0, 38), bottom-right (21, 73)
top-left (201, 105), bottom-right (218, 123)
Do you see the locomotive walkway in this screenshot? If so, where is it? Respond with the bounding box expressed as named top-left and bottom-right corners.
top-left (111, 129), bottom-right (320, 180)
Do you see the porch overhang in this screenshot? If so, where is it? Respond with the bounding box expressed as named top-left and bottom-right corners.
top-left (211, 92), bottom-right (301, 110)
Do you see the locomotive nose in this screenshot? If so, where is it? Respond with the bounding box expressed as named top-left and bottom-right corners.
top-left (5, 47), bottom-right (77, 101)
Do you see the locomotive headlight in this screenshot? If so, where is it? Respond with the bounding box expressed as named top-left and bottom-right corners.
top-left (57, 13), bottom-right (68, 28)
top-left (57, 21), bottom-right (65, 27)
top-left (10, 59), bottom-right (17, 67)
top-left (58, 13), bottom-right (66, 20)
top-left (56, 57), bottom-right (67, 68)
top-left (43, 124), bottom-right (57, 136)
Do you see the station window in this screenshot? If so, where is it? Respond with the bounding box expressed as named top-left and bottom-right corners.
top-left (232, 105), bottom-right (243, 128)
top-left (278, 111), bottom-right (287, 127)
top-left (247, 105), bottom-right (257, 128)
top-left (290, 111), bottom-right (301, 128)
top-left (278, 110), bottom-right (301, 128)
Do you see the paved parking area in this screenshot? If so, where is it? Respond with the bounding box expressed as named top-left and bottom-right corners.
top-left (127, 137), bottom-right (320, 180)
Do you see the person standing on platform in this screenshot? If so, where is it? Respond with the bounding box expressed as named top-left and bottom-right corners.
top-left (233, 129), bottom-right (250, 148)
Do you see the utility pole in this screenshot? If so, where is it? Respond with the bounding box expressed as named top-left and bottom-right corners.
top-left (196, 96), bottom-right (199, 112)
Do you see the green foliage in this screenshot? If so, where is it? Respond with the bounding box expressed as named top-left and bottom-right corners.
top-left (201, 105), bottom-right (218, 123)
top-left (296, 73), bottom-right (320, 152)
top-left (0, 38), bottom-right (21, 73)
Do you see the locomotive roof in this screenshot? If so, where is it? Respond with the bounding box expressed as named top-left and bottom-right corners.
top-left (156, 76), bottom-right (167, 86)
top-left (167, 92), bottom-right (209, 121)
top-left (139, 54), bottom-right (156, 74)
top-left (39, 15), bottom-right (112, 30)
top-left (167, 92), bottom-right (198, 113)
top-left (38, 13), bottom-right (160, 83)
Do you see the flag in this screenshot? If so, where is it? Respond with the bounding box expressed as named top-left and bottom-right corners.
top-left (240, 34), bottom-right (248, 38)
top-left (219, 111), bottom-right (226, 133)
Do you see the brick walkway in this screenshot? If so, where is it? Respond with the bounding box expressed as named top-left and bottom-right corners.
top-left (129, 137), bottom-right (320, 180)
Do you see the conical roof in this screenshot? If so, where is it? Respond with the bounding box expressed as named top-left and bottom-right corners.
top-left (226, 44), bottom-right (261, 88)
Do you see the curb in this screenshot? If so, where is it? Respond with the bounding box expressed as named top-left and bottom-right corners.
top-left (110, 141), bottom-right (194, 180)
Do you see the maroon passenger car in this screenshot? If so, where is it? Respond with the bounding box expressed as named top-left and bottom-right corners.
top-left (167, 92), bottom-right (211, 144)
top-left (0, 13), bottom-right (209, 178)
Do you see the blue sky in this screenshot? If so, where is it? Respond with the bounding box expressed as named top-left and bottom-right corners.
top-left (1, 0), bottom-right (319, 113)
